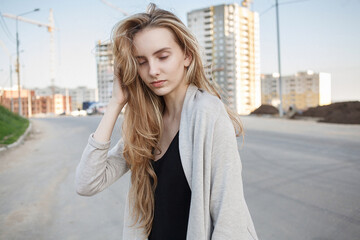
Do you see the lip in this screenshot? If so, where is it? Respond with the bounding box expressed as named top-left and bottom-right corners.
top-left (150, 80), bottom-right (166, 88)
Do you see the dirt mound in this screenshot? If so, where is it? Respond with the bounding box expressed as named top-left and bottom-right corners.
top-left (251, 104), bottom-right (278, 115)
top-left (300, 101), bottom-right (360, 124)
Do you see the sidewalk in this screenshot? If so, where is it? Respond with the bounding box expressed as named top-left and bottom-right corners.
top-left (0, 122), bottom-right (32, 152)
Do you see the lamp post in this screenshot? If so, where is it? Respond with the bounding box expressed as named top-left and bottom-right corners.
top-left (9, 50), bottom-right (24, 112)
top-left (16, 8), bottom-right (40, 116)
top-left (275, 0), bottom-right (283, 117)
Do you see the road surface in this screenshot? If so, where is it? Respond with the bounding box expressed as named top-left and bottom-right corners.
top-left (0, 115), bottom-right (359, 240)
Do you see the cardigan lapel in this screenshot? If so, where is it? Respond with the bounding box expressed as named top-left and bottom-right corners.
top-left (179, 83), bottom-right (199, 190)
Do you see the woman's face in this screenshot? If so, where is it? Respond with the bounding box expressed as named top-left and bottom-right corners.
top-left (133, 27), bottom-right (191, 97)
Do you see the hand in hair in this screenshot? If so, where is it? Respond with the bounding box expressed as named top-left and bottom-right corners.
top-left (92, 68), bottom-right (128, 143)
top-left (111, 68), bottom-right (129, 106)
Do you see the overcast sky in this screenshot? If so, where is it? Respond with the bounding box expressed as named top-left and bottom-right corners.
top-left (1, 0), bottom-right (359, 102)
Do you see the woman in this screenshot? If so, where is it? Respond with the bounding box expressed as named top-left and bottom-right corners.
top-left (76, 3), bottom-right (258, 240)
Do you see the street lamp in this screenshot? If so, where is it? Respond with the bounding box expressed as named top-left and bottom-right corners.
top-left (16, 8), bottom-right (40, 116)
top-left (9, 50), bottom-right (24, 112)
top-left (275, 0), bottom-right (283, 117)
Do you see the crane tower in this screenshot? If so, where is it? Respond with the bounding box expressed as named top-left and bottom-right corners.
top-left (2, 9), bottom-right (57, 96)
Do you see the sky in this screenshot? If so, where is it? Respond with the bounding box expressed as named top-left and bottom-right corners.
top-left (0, 0), bottom-right (359, 102)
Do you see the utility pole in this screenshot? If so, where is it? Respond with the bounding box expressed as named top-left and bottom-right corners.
top-left (275, 0), bottom-right (284, 117)
top-left (14, 8), bottom-right (40, 116)
top-left (16, 17), bottom-right (21, 115)
top-left (3, 9), bottom-right (57, 114)
top-left (48, 9), bottom-right (55, 98)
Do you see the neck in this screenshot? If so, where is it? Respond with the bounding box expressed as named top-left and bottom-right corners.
top-left (163, 83), bottom-right (189, 120)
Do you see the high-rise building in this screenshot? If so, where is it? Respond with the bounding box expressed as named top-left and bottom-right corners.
top-left (96, 41), bottom-right (114, 104)
top-left (34, 86), bottom-right (97, 111)
top-left (261, 70), bottom-right (331, 111)
top-left (187, 3), bottom-right (260, 114)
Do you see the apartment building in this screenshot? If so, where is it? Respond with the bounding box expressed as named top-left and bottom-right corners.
top-left (187, 2), bottom-right (261, 114)
top-left (95, 41), bottom-right (114, 104)
top-left (0, 88), bottom-right (72, 117)
top-left (68, 86), bottom-right (98, 110)
top-left (34, 86), bottom-right (97, 111)
top-left (261, 70), bottom-right (331, 111)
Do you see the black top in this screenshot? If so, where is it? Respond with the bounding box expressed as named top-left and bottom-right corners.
top-left (148, 131), bottom-right (191, 240)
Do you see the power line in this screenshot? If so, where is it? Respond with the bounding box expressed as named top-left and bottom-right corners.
top-left (0, 11), bottom-right (16, 43)
top-left (0, 11), bottom-right (13, 36)
top-left (280, 0), bottom-right (314, 6)
top-left (260, 5), bottom-right (274, 16)
top-left (0, 22), bottom-right (15, 43)
top-left (260, 0), bottom-right (318, 16)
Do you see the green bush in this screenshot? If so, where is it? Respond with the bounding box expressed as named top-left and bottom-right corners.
top-left (0, 105), bottom-right (29, 145)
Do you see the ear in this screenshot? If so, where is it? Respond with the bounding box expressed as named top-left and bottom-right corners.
top-left (184, 52), bottom-right (192, 68)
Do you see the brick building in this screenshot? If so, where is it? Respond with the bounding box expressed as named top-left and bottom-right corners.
top-left (0, 88), bottom-right (72, 117)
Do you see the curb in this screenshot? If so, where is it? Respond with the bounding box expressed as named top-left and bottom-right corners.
top-left (0, 121), bottom-right (32, 152)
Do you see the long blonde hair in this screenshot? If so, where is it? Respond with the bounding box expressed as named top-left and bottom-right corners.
top-left (112, 3), bottom-right (243, 236)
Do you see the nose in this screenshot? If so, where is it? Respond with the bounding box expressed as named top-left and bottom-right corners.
top-left (148, 60), bottom-right (160, 78)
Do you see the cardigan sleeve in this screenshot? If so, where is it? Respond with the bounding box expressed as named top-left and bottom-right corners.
top-left (209, 104), bottom-right (258, 240)
top-left (75, 133), bottom-right (130, 196)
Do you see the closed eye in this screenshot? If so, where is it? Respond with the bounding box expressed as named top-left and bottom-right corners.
top-left (138, 60), bottom-right (147, 65)
top-left (159, 56), bottom-right (168, 60)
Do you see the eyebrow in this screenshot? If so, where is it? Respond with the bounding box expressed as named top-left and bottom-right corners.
top-left (135, 47), bottom-right (171, 58)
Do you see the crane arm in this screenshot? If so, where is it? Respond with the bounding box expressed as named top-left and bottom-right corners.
top-left (100, 0), bottom-right (129, 16)
top-left (242, 0), bottom-right (253, 8)
top-left (1, 13), bottom-right (56, 31)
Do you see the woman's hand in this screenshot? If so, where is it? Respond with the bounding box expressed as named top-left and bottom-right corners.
top-left (93, 70), bottom-right (128, 143)
top-left (111, 69), bottom-right (129, 106)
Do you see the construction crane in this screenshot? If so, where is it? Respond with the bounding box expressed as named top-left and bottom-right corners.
top-left (242, 0), bottom-right (253, 8)
top-left (2, 9), bottom-right (57, 97)
top-left (100, 0), bottom-right (129, 15)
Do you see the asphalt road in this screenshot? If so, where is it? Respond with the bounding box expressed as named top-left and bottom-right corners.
top-left (0, 115), bottom-right (359, 240)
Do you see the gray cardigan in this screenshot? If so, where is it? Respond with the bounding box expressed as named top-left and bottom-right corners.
top-left (75, 84), bottom-right (258, 240)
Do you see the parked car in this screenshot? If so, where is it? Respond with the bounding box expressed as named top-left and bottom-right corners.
top-left (70, 109), bottom-right (87, 117)
top-left (86, 102), bottom-right (107, 115)
top-left (83, 101), bottom-right (96, 111)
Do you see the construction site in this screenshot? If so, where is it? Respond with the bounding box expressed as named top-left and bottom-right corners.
top-left (0, 8), bottom-right (73, 117)
top-left (251, 101), bottom-right (360, 124)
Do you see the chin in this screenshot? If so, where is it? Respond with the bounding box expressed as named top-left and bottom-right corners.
top-left (151, 88), bottom-right (170, 97)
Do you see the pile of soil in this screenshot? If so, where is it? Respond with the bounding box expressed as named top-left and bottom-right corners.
top-left (251, 104), bottom-right (278, 115)
top-left (298, 101), bottom-right (360, 124)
